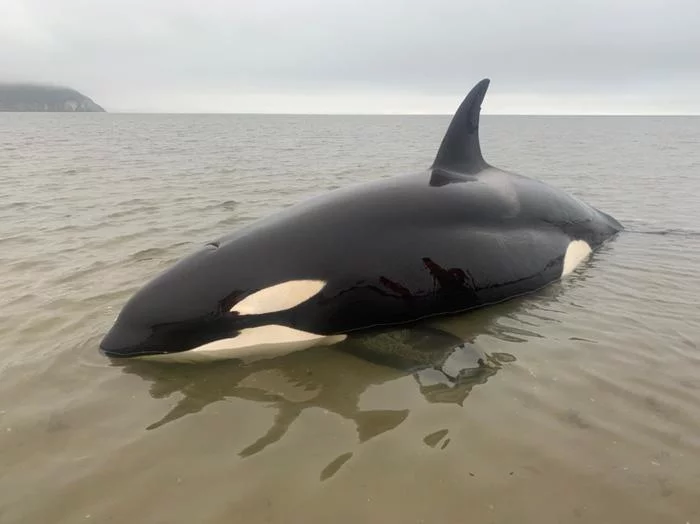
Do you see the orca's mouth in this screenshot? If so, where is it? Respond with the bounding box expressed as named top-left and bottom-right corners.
top-left (100, 345), bottom-right (170, 359)
top-left (98, 320), bottom-right (190, 359)
top-left (99, 324), bottom-right (162, 358)
top-left (99, 316), bottom-right (244, 359)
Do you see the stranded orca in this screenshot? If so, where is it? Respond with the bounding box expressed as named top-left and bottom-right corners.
top-left (100, 78), bottom-right (623, 362)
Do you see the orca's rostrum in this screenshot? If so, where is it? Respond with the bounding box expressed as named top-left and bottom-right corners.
top-left (100, 79), bottom-right (623, 362)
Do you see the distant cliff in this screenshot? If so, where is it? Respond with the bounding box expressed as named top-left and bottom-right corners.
top-left (0, 84), bottom-right (105, 112)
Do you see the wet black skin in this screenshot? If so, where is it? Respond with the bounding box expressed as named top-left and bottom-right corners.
top-left (100, 79), bottom-right (623, 358)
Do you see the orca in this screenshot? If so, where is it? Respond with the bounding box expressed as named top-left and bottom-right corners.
top-left (99, 78), bottom-right (623, 362)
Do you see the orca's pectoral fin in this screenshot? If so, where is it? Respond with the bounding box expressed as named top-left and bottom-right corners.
top-left (340, 326), bottom-right (469, 373)
top-left (431, 78), bottom-right (490, 175)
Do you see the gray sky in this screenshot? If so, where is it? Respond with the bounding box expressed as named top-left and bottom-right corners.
top-left (2, 0), bottom-right (699, 114)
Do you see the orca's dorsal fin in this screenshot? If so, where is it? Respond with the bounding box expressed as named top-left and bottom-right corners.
top-left (431, 78), bottom-right (490, 175)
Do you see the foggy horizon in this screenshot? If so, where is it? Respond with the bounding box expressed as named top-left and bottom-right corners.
top-left (3, 0), bottom-right (699, 115)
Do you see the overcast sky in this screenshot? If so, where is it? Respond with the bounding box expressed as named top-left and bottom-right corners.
top-left (2, 0), bottom-right (699, 114)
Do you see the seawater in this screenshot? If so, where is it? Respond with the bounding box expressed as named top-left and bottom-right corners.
top-left (0, 113), bottom-right (699, 523)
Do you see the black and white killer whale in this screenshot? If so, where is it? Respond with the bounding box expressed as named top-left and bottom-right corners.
top-left (100, 78), bottom-right (623, 362)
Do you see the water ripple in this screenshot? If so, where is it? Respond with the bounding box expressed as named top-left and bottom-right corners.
top-left (0, 114), bottom-right (699, 523)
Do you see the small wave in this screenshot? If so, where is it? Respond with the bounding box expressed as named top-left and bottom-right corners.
top-left (129, 247), bottom-right (170, 261)
top-left (1, 201), bottom-right (31, 210)
top-left (198, 199), bottom-right (239, 212)
top-left (624, 227), bottom-right (700, 238)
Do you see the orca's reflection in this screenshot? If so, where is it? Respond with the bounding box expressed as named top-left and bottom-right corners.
top-left (112, 285), bottom-right (567, 479)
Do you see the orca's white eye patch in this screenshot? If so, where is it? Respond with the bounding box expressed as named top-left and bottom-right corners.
top-left (561, 240), bottom-right (592, 276)
top-left (231, 279), bottom-right (327, 315)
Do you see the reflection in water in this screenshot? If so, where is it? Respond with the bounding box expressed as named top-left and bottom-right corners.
top-left (113, 290), bottom-right (562, 480)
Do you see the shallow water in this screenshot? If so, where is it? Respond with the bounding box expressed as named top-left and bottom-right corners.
top-left (0, 113), bottom-right (699, 523)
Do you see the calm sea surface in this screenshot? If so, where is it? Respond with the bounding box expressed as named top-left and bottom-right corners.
top-left (0, 113), bottom-right (699, 523)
